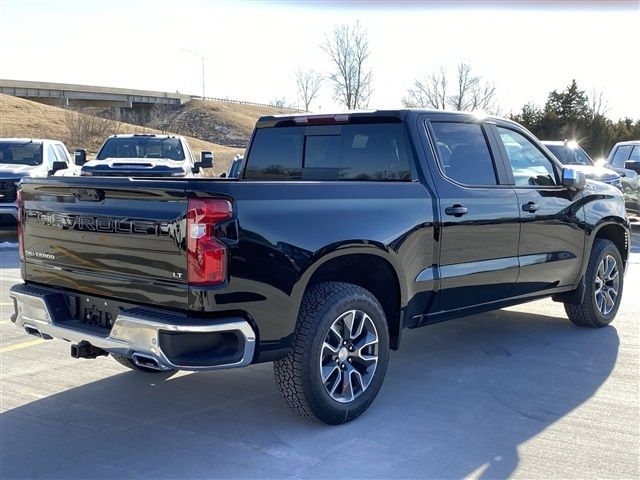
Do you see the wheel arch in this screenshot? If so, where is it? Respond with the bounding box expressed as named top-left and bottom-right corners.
top-left (584, 219), bottom-right (630, 276)
top-left (292, 245), bottom-right (408, 350)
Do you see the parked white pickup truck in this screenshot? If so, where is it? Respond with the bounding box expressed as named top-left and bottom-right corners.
top-left (0, 138), bottom-right (79, 235)
top-left (75, 134), bottom-right (213, 177)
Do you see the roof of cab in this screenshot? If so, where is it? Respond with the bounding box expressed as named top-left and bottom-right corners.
top-left (0, 138), bottom-right (58, 144)
top-left (612, 140), bottom-right (640, 146)
top-left (255, 109), bottom-right (513, 129)
top-left (105, 133), bottom-right (182, 139)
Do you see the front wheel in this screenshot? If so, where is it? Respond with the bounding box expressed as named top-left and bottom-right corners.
top-left (274, 282), bottom-right (390, 424)
top-left (565, 238), bottom-right (624, 327)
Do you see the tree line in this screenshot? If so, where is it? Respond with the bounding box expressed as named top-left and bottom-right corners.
top-left (280, 22), bottom-right (637, 158)
top-left (510, 80), bottom-right (640, 158)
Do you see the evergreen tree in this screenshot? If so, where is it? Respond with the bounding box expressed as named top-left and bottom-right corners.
top-left (510, 80), bottom-right (638, 159)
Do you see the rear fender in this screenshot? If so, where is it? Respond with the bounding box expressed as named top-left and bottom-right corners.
top-left (290, 243), bottom-right (409, 349)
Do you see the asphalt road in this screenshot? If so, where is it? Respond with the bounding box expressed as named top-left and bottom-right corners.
top-left (1, 226), bottom-right (639, 479)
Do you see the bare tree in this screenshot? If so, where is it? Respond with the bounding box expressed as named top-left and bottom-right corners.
top-left (145, 104), bottom-right (180, 134)
top-left (470, 81), bottom-right (497, 112)
top-left (269, 97), bottom-right (292, 109)
top-left (404, 62), bottom-right (497, 113)
top-left (590, 87), bottom-right (609, 119)
top-left (448, 63), bottom-right (475, 110)
top-left (402, 67), bottom-right (447, 109)
top-left (296, 68), bottom-right (323, 112)
top-left (448, 62), bottom-right (496, 112)
top-left (322, 22), bottom-right (372, 110)
top-left (63, 108), bottom-right (121, 151)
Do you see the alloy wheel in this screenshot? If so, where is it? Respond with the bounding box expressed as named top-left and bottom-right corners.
top-left (594, 254), bottom-right (619, 316)
top-left (319, 309), bottom-right (379, 403)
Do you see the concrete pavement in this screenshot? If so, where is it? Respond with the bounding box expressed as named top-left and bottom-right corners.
top-left (0, 226), bottom-right (638, 479)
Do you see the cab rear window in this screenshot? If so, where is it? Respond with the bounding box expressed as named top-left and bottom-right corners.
top-left (244, 123), bottom-right (415, 181)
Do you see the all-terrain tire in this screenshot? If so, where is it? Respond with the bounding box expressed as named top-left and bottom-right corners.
top-left (111, 354), bottom-right (172, 373)
top-left (273, 282), bottom-right (390, 424)
top-left (564, 238), bottom-right (624, 327)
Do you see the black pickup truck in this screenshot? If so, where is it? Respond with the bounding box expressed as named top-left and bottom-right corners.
top-left (10, 110), bottom-right (630, 424)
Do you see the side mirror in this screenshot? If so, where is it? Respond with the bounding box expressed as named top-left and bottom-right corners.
top-left (624, 160), bottom-right (640, 174)
top-left (50, 161), bottom-right (68, 174)
top-left (199, 151), bottom-right (213, 169)
top-left (562, 167), bottom-right (586, 190)
top-left (74, 149), bottom-right (87, 166)
top-left (219, 172), bottom-right (227, 178)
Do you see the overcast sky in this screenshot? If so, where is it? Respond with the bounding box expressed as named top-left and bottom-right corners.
top-left (1, 0), bottom-right (638, 119)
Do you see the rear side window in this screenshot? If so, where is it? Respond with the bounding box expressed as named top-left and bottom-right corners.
top-left (611, 145), bottom-right (632, 167)
top-left (244, 127), bottom-right (304, 179)
top-left (628, 146), bottom-right (640, 162)
top-left (244, 123), bottom-right (414, 181)
top-left (430, 122), bottom-right (497, 185)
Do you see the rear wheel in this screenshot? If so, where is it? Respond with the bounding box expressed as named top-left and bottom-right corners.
top-left (273, 282), bottom-right (390, 424)
top-left (111, 354), bottom-right (172, 373)
top-left (565, 238), bottom-right (624, 327)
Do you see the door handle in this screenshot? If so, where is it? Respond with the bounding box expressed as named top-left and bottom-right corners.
top-left (445, 204), bottom-right (468, 217)
top-left (522, 202), bottom-right (539, 212)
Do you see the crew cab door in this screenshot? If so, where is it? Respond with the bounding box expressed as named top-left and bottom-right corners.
top-left (425, 116), bottom-right (521, 311)
top-left (490, 124), bottom-right (585, 295)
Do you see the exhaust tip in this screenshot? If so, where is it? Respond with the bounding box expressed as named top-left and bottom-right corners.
top-left (132, 353), bottom-right (165, 371)
top-left (24, 324), bottom-right (52, 340)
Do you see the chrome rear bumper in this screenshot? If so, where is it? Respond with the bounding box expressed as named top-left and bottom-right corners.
top-left (9, 283), bottom-right (256, 371)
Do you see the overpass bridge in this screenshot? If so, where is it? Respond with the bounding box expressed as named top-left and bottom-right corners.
top-left (0, 79), bottom-right (192, 118)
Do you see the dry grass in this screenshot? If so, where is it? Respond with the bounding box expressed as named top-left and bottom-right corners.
top-left (189, 99), bottom-right (294, 133)
top-left (0, 94), bottom-right (244, 176)
top-left (148, 99), bottom-right (294, 148)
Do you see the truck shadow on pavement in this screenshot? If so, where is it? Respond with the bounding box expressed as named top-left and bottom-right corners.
top-left (1, 309), bottom-right (619, 479)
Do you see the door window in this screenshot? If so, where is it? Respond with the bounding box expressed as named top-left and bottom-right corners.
top-left (54, 144), bottom-right (69, 164)
top-left (184, 141), bottom-right (196, 166)
top-left (611, 145), bottom-right (632, 167)
top-left (430, 122), bottom-right (497, 185)
top-left (497, 127), bottom-right (557, 186)
top-left (46, 145), bottom-right (60, 169)
top-left (629, 146), bottom-right (640, 162)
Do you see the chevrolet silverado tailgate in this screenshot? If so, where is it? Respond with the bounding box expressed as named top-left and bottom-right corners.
top-left (20, 177), bottom-right (189, 309)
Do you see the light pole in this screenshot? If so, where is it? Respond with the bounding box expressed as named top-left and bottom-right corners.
top-left (182, 49), bottom-right (205, 99)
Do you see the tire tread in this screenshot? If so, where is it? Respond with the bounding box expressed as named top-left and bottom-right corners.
top-left (273, 282), bottom-right (384, 422)
top-left (565, 238), bottom-right (622, 328)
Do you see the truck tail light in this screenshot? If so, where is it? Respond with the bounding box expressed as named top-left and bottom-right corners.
top-left (17, 188), bottom-right (24, 260)
top-left (186, 198), bottom-right (232, 286)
